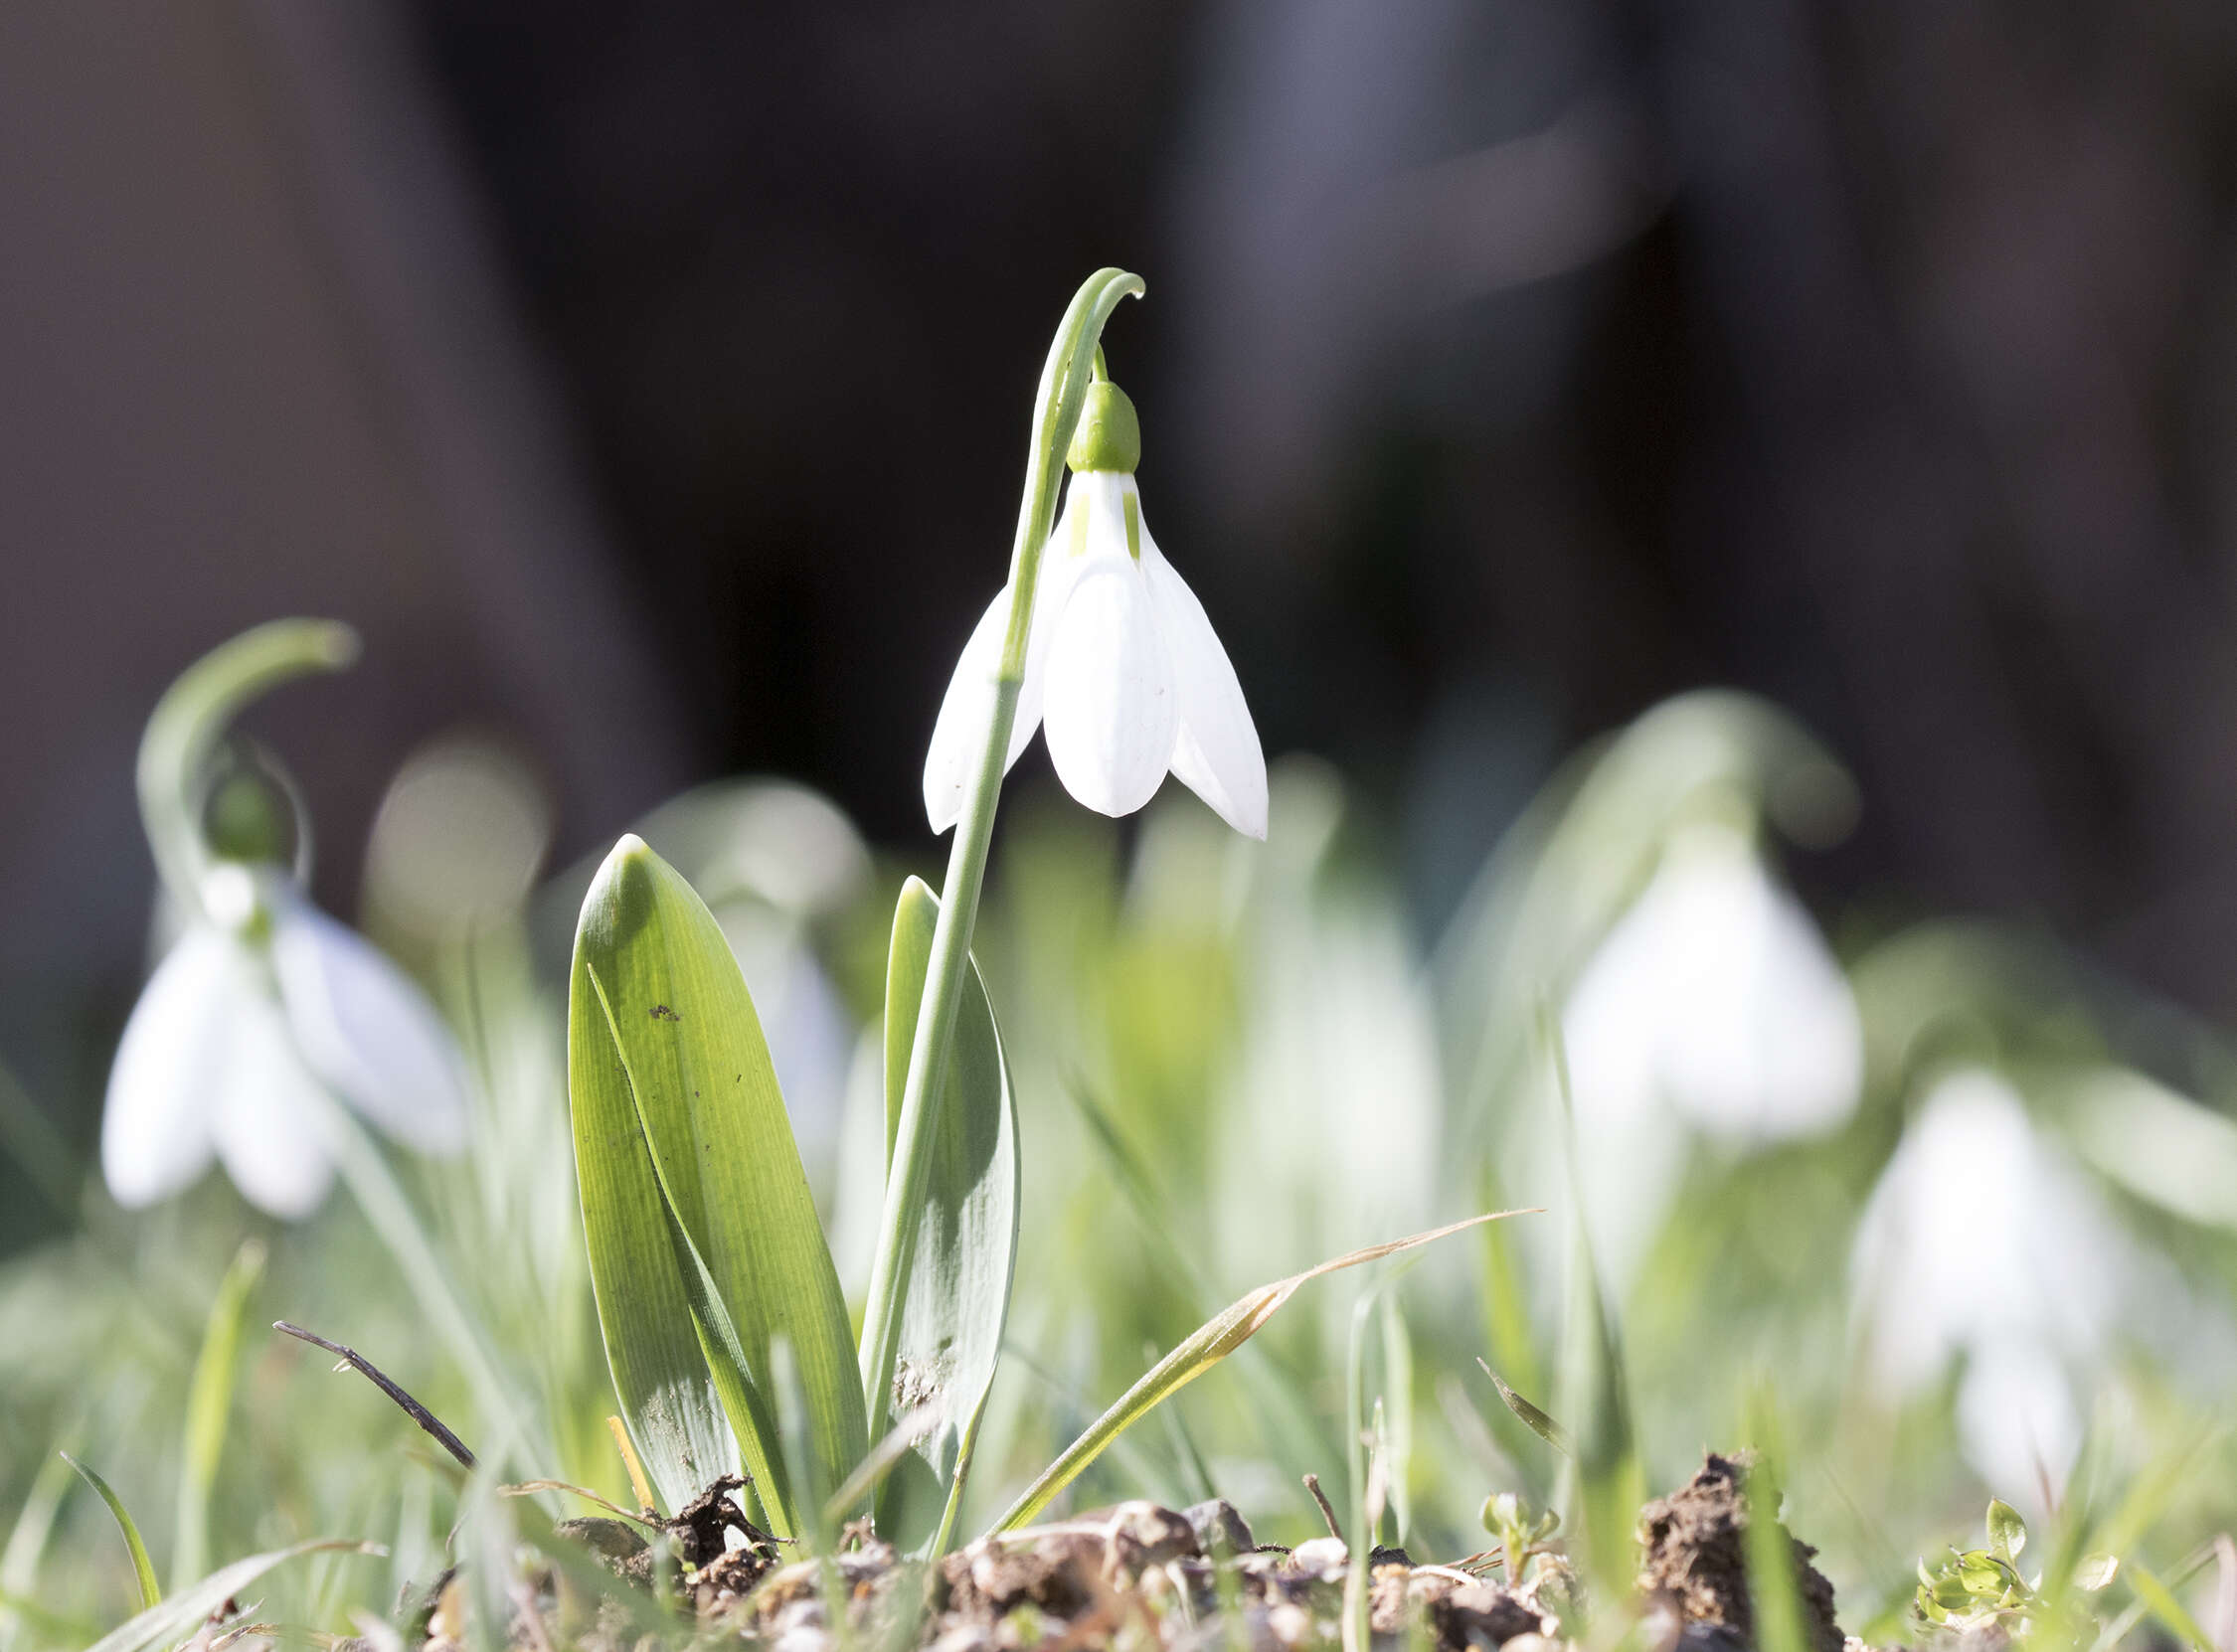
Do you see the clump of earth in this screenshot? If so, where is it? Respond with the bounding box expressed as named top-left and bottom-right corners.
top-left (368, 1453), bottom-right (1867, 1652)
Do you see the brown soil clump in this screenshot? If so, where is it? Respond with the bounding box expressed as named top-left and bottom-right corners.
top-left (378, 1457), bottom-right (1861, 1652)
top-left (1636, 1454), bottom-right (1843, 1652)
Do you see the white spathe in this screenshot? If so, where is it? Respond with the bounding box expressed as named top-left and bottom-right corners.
top-left (924, 470), bottom-right (1267, 839)
top-left (102, 872), bottom-right (470, 1221)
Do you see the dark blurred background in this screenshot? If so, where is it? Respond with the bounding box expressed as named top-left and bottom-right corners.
top-left (7, 1), bottom-right (2237, 1149)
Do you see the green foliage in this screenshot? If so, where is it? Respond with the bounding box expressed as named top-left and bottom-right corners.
top-left (83, 1541), bottom-right (381, 1652)
top-left (58, 1455), bottom-right (158, 1611)
top-left (170, 1238), bottom-right (263, 1590)
top-left (1913, 1500), bottom-right (2067, 1634)
top-left (877, 877), bottom-right (1020, 1552)
top-left (1479, 1490), bottom-right (1561, 1584)
top-left (992, 1213), bottom-right (1517, 1533)
top-left (569, 834), bottom-right (866, 1535)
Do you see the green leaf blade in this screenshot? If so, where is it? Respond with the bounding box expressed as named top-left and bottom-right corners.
top-left (569, 902), bottom-right (736, 1516)
top-left (991, 1211), bottom-right (1526, 1535)
top-left (61, 1453), bottom-right (160, 1611)
top-left (172, 1239), bottom-right (264, 1591)
top-left (86, 1539), bottom-right (380, 1652)
top-left (876, 877), bottom-right (1021, 1552)
top-left (571, 835), bottom-right (866, 1533)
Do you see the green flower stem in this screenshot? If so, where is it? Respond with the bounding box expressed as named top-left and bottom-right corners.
top-left (858, 267), bottom-right (1143, 1438)
top-left (135, 622), bottom-right (545, 1474)
top-left (137, 620), bottom-right (359, 919)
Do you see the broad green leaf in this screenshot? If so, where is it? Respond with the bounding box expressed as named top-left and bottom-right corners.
top-left (172, 1239), bottom-right (264, 1590)
top-left (877, 877), bottom-right (1020, 1553)
top-left (86, 1540), bottom-right (381, 1652)
top-left (991, 1210), bottom-right (1524, 1534)
top-left (571, 835), bottom-right (866, 1535)
top-left (569, 889), bottom-right (735, 1517)
top-left (61, 1454), bottom-right (159, 1610)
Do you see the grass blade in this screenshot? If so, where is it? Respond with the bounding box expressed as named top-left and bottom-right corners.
top-left (2130, 1562), bottom-right (2219, 1652)
top-left (1379, 1292), bottom-right (1415, 1543)
top-left (876, 877), bottom-right (1021, 1551)
top-left (172, 1239), bottom-right (265, 1590)
top-left (1476, 1359), bottom-right (1573, 1456)
top-left (0, 1441), bottom-right (81, 1651)
top-left (61, 1453), bottom-right (160, 1610)
top-left (990, 1210), bottom-right (1529, 1534)
top-left (571, 836), bottom-right (867, 1535)
top-left (1742, 1395), bottom-right (1810, 1652)
top-left (1541, 1004), bottom-right (1642, 1601)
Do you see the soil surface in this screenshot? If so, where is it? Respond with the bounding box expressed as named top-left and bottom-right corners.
top-left (370, 1452), bottom-right (1871, 1652)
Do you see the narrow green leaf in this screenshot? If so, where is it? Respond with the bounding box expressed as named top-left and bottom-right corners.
top-left (1476, 1359), bottom-right (1572, 1456)
top-left (172, 1239), bottom-right (265, 1591)
top-left (991, 1210), bottom-right (1527, 1534)
top-left (571, 835), bottom-right (867, 1535)
top-left (876, 877), bottom-right (1021, 1552)
top-left (2130, 1562), bottom-right (2218, 1652)
top-left (1541, 1004), bottom-right (1642, 1601)
top-left (1378, 1293), bottom-right (1414, 1544)
top-left (61, 1454), bottom-right (160, 1610)
top-left (0, 1440), bottom-right (81, 1650)
top-left (1742, 1398), bottom-right (1809, 1652)
top-left (85, 1539), bottom-right (382, 1652)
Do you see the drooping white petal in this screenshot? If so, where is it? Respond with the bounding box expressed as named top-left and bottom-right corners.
top-left (272, 900), bottom-right (470, 1155)
top-left (1564, 826), bottom-right (1860, 1144)
top-left (1042, 528), bottom-right (1177, 818)
top-left (209, 986), bottom-right (336, 1220)
top-left (100, 927), bottom-right (232, 1208)
top-left (1136, 504), bottom-right (1267, 839)
top-left (921, 493), bottom-right (1083, 832)
top-left (1849, 1069), bottom-right (2127, 1395)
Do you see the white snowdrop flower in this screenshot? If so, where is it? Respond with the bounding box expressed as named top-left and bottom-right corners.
top-left (1553, 818), bottom-right (1861, 1277)
top-left (102, 862), bottom-right (470, 1221)
top-left (1850, 1068), bottom-right (2129, 1492)
top-left (924, 376), bottom-right (1267, 839)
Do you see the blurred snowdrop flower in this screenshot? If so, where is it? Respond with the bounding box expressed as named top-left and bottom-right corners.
top-left (1557, 817), bottom-right (1861, 1272)
top-left (102, 861), bottom-right (470, 1221)
top-left (1565, 818), bottom-right (1861, 1140)
top-left (1850, 1068), bottom-right (2128, 1493)
top-left (925, 376), bottom-right (1266, 838)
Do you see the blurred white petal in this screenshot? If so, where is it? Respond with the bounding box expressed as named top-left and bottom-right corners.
top-left (209, 984), bottom-right (335, 1221)
top-left (100, 927), bottom-right (231, 1208)
top-left (272, 901), bottom-right (470, 1155)
top-left (1957, 1339), bottom-right (2080, 1507)
top-left (921, 494), bottom-right (1081, 832)
top-left (1140, 511), bottom-right (1267, 839)
top-left (1565, 825), bottom-right (1859, 1142)
top-left (1850, 1069), bottom-right (2126, 1395)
